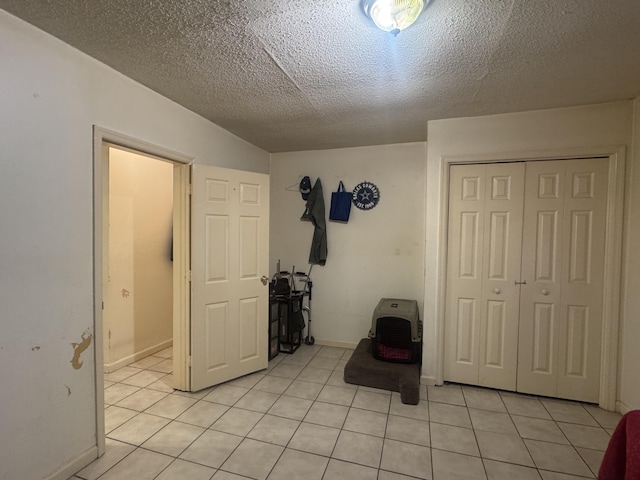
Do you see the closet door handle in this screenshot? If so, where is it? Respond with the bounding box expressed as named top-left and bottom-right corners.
top-left (493, 288), bottom-right (502, 295)
top-left (542, 289), bottom-right (550, 296)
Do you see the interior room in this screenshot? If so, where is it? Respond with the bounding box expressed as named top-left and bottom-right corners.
top-left (2, 1), bottom-right (640, 479)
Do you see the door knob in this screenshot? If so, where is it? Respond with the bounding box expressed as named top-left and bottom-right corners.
top-left (493, 288), bottom-right (501, 295)
top-left (542, 289), bottom-right (550, 296)
top-left (260, 276), bottom-right (269, 286)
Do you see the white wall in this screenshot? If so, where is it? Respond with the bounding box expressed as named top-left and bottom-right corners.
top-left (619, 97), bottom-right (640, 412)
top-left (270, 143), bottom-right (426, 347)
top-left (424, 102), bottom-right (633, 393)
top-left (104, 148), bottom-right (173, 371)
top-left (0, 11), bottom-right (268, 480)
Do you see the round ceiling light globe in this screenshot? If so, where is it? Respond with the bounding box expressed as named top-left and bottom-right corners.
top-left (364, 0), bottom-right (425, 35)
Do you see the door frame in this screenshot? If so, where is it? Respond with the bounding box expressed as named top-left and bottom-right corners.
top-left (92, 127), bottom-right (193, 455)
top-left (435, 145), bottom-right (625, 411)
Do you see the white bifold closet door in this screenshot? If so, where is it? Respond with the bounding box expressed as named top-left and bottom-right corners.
top-left (444, 159), bottom-right (608, 403)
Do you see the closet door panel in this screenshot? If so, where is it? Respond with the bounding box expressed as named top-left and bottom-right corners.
top-left (557, 159), bottom-right (607, 403)
top-left (445, 165), bottom-right (485, 384)
top-left (445, 163), bottom-right (524, 390)
top-left (478, 164), bottom-right (525, 389)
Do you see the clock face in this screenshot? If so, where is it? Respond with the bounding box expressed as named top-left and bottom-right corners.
top-left (352, 181), bottom-right (380, 210)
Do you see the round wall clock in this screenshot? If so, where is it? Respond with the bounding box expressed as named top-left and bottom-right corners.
top-left (352, 181), bottom-right (381, 210)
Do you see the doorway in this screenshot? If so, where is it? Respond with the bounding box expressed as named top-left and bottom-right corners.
top-left (103, 146), bottom-right (174, 374)
top-left (93, 127), bottom-right (192, 455)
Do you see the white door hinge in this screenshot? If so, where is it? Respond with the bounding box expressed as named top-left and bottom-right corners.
top-left (187, 355), bottom-right (192, 367)
top-left (187, 183), bottom-right (193, 195)
top-left (187, 270), bottom-right (192, 282)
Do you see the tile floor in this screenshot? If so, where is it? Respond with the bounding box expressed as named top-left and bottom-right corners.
top-left (69, 343), bottom-right (622, 480)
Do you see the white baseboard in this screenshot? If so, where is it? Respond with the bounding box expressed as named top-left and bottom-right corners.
top-left (314, 339), bottom-right (358, 350)
top-left (617, 401), bottom-right (631, 415)
top-left (44, 446), bottom-right (98, 480)
top-left (104, 339), bottom-right (172, 373)
top-left (420, 375), bottom-right (437, 386)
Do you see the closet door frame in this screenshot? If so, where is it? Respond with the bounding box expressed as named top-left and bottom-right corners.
top-left (435, 146), bottom-right (625, 411)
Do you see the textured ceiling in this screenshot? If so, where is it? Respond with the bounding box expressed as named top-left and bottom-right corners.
top-left (2, 0), bottom-right (640, 152)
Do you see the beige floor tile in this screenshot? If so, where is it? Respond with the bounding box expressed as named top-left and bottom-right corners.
top-left (378, 471), bottom-right (424, 480)
top-left (254, 375), bottom-right (294, 394)
top-left (476, 431), bottom-right (534, 467)
top-left (147, 359), bottom-right (173, 374)
top-left (211, 472), bottom-right (250, 480)
top-left (98, 448), bottom-right (173, 480)
top-left (322, 459), bottom-right (378, 480)
top-left (267, 449), bottom-right (328, 480)
top-left (317, 346), bottom-right (347, 359)
top-left (432, 449), bottom-right (486, 479)
top-left (502, 395), bottom-right (552, 420)
top-left (211, 407), bottom-right (263, 436)
top-left (298, 366), bottom-right (332, 384)
top-left (524, 439), bottom-right (593, 477)
top-left (332, 430), bottom-right (384, 468)
top-left (179, 429), bottom-right (242, 469)
top-left (429, 401), bottom-right (472, 428)
top-left (288, 422), bottom-right (340, 456)
top-left (283, 380), bottom-right (324, 400)
top-left (104, 383), bottom-right (140, 405)
top-left (154, 458), bottom-right (216, 480)
top-left (146, 378), bottom-right (175, 393)
top-left (380, 439), bottom-right (431, 479)
top-left (327, 370), bottom-right (358, 389)
top-left (104, 405), bottom-right (138, 433)
top-left (75, 438), bottom-right (136, 480)
top-left (268, 363), bottom-right (305, 379)
top-left (358, 385), bottom-right (393, 395)
top-left (576, 447), bottom-right (604, 476)
top-left (228, 371), bottom-right (266, 388)
top-left (233, 389), bottom-right (279, 413)
top-left (115, 388), bottom-right (168, 412)
top-left (462, 387), bottom-right (507, 413)
top-left (145, 394), bottom-right (197, 419)
top-left (142, 421), bottom-right (205, 457)
top-left (129, 355), bottom-right (165, 369)
top-left (483, 459), bottom-right (541, 480)
top-left (389, 395), bottom-right (429, 421)
top-left (104, 366), bottom-right (142, 383)
top-left (307, 356), bottom-right (340, 370)
top-left (279, 353), bottom-right (313, 367)
top-left (469, 408), bottom-right (517, 435)
top-left (247, 414), bottom-right (300, 446)
top-left (317, 385), bottom-right (357, 406)
top-left (176, 400), bottom-right (229, 428)
top-left (108, 413), bottom-right (170, 445)
top-left (511, 415), bottom-right (570, 444)
top-left (121, 370), bottom-right (167, 388)
top-left (220, 438), bottom-right (284, 480)
top-left (352, 390), bottom-right (391, 413)
top-left (202, 385), bottom-right (249, 406)
top-left (558, 422), bottom-right (611, 450)
top-left (304, 401), bottom-right (349, 428)
top-left (268, 395), bottom-right (314, 420)
top-left (427, 385), bottom-right (466, 406)
top-left (386, 414), bottom-right (430, 446)
top-left (583, 405), bottom-right (622, 429)
top-left (538, 472), bottom-right (595, 480)
top-left (343, 407), bottom-right (388, 437)
top-left (540, 400), bottom-right (599, 426)
top-left (430, 422), bottom-right (479, 456)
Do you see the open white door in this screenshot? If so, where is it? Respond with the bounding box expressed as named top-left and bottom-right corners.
top-left (191, 164), bottom-right (270, 391)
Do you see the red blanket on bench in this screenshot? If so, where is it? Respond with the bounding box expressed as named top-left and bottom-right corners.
top-left (599, 410), bottom-right (640, 479)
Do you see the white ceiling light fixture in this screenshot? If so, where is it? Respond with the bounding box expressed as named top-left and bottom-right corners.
top-left (363, 0), bottom-right (425, 36)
